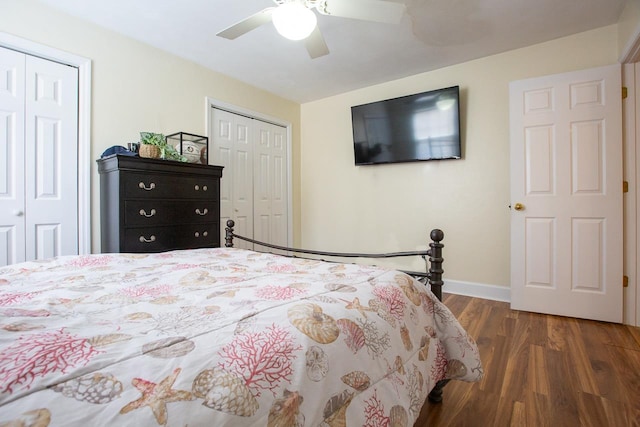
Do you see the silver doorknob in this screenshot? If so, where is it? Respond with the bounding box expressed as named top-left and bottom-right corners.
top-left (13, 210), bottom-right (24, 217)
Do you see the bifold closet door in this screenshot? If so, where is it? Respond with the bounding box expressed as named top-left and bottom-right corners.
top-left (0, 48), bottom-right (26, 265)
top-left (213, 108), bottom-right (255, 250)
top-left (0, 47), bottom-right (79, 266)
top-left (253, 119), bottom-right (288, 248)
top-left (211, 107), bottom-right (289, 250)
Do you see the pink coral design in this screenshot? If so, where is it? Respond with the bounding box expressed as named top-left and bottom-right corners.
top-left (0, 292), bottom-right (35, 306)
top-left (373, 286), bottom-right (406, 321)
top-left (67, 256), bottom-right (112, 268)
top-left (265, 263), bottom-right (297, 273)
top-left (363, 390), bottom-right (390, 427)
top-left (255, 285), bottom-right (306, 301)
top-left (430, 341), bottom-right (448, 381)
top-left (0, 329), bottom-right (102, 393)
top-left (336, 319), bottom-right (365, 354)
top-left (218, 324), bottom-right (302, 397)
top-left (121, 285), bottom-right (171, 299)
top-left (173, 264), bottom-right (201, 270)
top-left (420, 293), bottom-right (435, 315)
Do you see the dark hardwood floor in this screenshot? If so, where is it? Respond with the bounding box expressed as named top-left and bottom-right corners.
top-left (415, 294), bottom-right (640, 426)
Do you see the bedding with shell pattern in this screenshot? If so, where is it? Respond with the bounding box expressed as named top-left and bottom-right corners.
top-left (0, 247), bottom-right (482, 426)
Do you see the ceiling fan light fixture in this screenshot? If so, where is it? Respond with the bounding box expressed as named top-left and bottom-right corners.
top-left (272, 2), bottom-right (317, 41)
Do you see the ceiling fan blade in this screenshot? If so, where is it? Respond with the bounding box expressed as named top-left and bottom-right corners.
top-left (305, 26), bottom-right (329, 59)
top-left (217, 7), bottom-right (275, 39)
top-left (318, 0), bottom-right (405, 24)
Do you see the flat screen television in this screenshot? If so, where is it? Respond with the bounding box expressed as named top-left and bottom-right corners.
top-left (351, 85), bottom-right (461, 165)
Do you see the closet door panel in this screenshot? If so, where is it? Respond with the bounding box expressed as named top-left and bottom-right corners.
top-left (213, 108), bottom-right (254, 250)
top-left (254, 120), bottom-right (288, 247)
top-left (25, 55), bottom-right (78, 261)
top-left (0, 47), bottom-right (26, 266)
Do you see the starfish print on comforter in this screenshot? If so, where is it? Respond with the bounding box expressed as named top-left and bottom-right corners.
top-left (120, 368), bottom-right (194, 425)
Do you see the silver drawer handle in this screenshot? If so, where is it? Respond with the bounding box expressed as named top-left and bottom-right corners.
top-left (138, 182), bottom-right (156, 191)
top-left (203, 185), bottom-right (208, 191)
top-left (194, 185), bottom-right (208, 191)
top-left (139, 208), bottom-right (156, 217)
top-left (194, 231), bottom-right (209, 238)
top-left (139, 235), bottom-right (156, 243)
top-left (195, 208), bottom-right (208, 216)
top-left (194, 185), bottom-right (199, 191)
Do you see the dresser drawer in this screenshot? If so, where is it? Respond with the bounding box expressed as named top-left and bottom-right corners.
top-left (123, 172), bottom-right (218, 200)
top-left (123, 224), bottom-right (220, 253)
top-left (124, 200), bottom-right (218, 226)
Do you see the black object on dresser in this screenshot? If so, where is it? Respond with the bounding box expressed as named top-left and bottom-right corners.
top-left (97, 154), bottom-right (223, 253)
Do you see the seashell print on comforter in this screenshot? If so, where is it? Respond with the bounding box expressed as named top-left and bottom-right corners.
top-left (0, 248), bottom-right (483, 426)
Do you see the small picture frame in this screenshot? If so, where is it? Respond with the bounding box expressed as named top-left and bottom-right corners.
top-left (166, 132), bottom-right (208, 164)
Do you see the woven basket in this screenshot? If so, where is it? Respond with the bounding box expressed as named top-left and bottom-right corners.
top-left (139, 144), bottom-right (161, 159)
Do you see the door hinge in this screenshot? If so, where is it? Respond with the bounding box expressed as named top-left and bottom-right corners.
top-left (624, 181), bottom-right (629, 193)
top-left (623, 86), bottom-right (628, 99)
top-left (623, 275), bottom-right (629, 288)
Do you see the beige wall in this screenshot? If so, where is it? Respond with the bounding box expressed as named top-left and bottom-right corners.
top-left (300, 25), bottom-right (619, 287)
top-left (1, 0), bottom-right (302, 252)
top-left (619, 0), bottom-right (640, 60)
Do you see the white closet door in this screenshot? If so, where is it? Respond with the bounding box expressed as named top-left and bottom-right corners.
top-left (211, 107), bottom-right (289, 250)
top-left (0, 47), bottom-right (26, 265)
top-left (254, 120), bottom-right (288, 247)
top-left (25, 55), bottom-right (78, 261)
top-left (0, 47), bottom-right (79, 266)
top-left (212, 108), bottom-right (255, 249)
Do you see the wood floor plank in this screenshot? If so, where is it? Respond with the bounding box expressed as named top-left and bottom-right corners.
top-left (546, 314), bottom-right (571, 351)
top-left (523, 391), bottom-right (551, 427)
top-left (478, 333), bottom-right (509, 395)
top-left (564, 319), bottom-right (601, 395)
top-left (415, 294), bottom-right (640, 427)
top-left (527, 344), bottom-right (550, 396)
top-left (545, 347), bottom-right (581, 424)
top-left (509, 400), bottom-right (526, 427)
top-left (601, 394), bottom-right (639, 427)
top-left (627, 324), bottom-right (640, 349)
top-left (605, 345), bottom-right (640, 408)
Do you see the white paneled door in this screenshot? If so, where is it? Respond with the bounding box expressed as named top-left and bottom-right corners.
top-left (253, 119), bottom-right (288, 248)
top-left (211, 107), bottom-right (289, 250)
top-left (213, 109), bottom-right (254, 249)
top-left (0, 47), bottom-right (78, 266)
top-left (510, 64), bottom-right (623, 323)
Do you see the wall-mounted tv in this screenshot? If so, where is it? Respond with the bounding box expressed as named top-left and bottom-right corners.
top-left (351, 85), bottom-right (461, 165)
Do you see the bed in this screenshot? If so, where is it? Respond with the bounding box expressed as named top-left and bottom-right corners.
top-left (0, 223), bottom-right (483, 426)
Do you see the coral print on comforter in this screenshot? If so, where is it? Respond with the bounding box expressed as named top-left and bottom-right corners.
top-left (0, 248), bottom-right (482, 426)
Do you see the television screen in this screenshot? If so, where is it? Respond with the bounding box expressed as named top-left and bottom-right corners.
top-left (351, 86), bottom-right (461, 165)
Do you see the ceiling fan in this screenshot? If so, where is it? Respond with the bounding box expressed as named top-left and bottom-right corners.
top-left (216, 0), bottom-right (406, 59)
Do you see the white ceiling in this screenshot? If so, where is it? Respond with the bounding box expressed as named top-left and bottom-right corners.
top-left (40, 0), bottom-right (626, 103)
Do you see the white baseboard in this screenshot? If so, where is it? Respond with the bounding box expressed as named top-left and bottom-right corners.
top-left (443, 279), bottom-right (511, 303)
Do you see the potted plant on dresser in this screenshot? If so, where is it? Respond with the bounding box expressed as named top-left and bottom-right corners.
top-left (139, 132), bottom-right (186, 162)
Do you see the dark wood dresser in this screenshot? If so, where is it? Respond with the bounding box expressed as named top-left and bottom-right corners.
top-left (97, 154), bottom-right (224, 253)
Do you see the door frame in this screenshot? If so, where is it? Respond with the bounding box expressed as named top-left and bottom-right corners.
top-left (620, 28), bottom-right (640, 327)
top-left (0, 32), bottom-right (92, 255)
top-left (205, 97), bottom-right (293, 247)
top-left (621, 64), bottom-right (638, 327)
